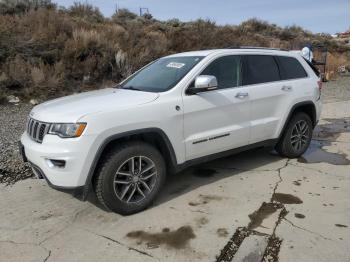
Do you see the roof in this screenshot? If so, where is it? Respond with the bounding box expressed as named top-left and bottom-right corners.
top-left (165, 48), bottom-right (292, 58)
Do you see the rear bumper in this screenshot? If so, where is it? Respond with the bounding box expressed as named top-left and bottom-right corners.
top-left (315, 98), bottom-right (322, 124)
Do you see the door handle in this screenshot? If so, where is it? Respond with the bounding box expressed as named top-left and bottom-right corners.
top-left (281, 85), bottom-right (292, 91)
top-left (235, 92), bottom-right (249, 99)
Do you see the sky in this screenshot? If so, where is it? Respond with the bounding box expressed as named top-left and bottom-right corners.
top-left (54, 0), bottom-right (350, 34)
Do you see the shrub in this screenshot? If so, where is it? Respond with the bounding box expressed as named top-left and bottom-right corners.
top-left (0, 0), bottom-right (56, 15)
top-left (0, 6), bottom-right (348, 102)
top-left (68, 2), bottom-right (104, 23)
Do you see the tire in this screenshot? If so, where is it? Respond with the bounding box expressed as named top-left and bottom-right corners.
top-left (94, 141), bottom-right (166, 215)
top-left (276, 112), bottom-right (313, 158)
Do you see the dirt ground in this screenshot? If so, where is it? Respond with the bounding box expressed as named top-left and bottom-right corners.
top-left (1, 77), bottom-right (350, 262)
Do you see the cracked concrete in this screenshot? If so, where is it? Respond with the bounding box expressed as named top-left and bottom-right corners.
top-left (1, 101), bottom-right (350, 261)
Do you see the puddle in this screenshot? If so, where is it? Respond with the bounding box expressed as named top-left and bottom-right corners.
top-left (293, 181), bottom-right (301, 186)
top-left (196, 217), bottom-right (209, 227)
top-left (189, 194), bottom-right (223, 206)
top-left (126, 226), bottom-right (195, 249)
top-left (335, 224), bottom-right (348, 228)
top-left (272, 193), bottom-right (303, 204)
top-left (313, 117), bottom-right (350, 141)
top-left (248, 202), bottom-right (279, 230)
top-left (39, 212), bottom-right (54, 220)
top-left (298, 140), bottom-right (350, 165)
top-left (299, 118), bottom-right (350, 165)
top-left (217, 228), bottom-right (229, 238)
top-left (192, 168), bottom-right (217, 178)
top-left (294, 213), bottom-right (305, 219)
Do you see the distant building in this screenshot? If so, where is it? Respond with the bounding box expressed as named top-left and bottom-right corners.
top-left (336, 31), bottom-right (350, 38)
top-left (334, 30), bottom-right (350, 45)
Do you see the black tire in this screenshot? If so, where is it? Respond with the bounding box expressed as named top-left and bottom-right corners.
top-left (95, 141), bottom-right (166, 215)
top-left (276, 112), bottom-right (313, 158)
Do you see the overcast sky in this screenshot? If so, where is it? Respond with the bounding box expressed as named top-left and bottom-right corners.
top-left (54, 0), bottom-right (349, 34)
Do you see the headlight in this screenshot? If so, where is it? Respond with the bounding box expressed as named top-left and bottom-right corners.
top-left (48, 123), bottom-right (87, 138)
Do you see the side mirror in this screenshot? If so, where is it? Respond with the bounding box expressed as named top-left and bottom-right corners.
top-left (188, 75), bottom-right (218, 94)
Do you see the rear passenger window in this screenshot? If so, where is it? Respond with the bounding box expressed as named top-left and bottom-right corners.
top-left (276, 56), bottom-right (308, 80)
top-left (201, 55), bottom-right (241, 89)
top-left (243, 55), bottom-right (280, 85)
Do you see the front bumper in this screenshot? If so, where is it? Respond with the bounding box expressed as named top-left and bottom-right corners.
top-left (20, 131), bottom-right (96, 189)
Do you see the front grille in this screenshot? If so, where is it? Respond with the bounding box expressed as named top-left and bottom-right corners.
top-left (27, 118), bottom-right (50, 143)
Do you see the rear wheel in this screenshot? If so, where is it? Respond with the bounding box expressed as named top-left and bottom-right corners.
top-left (95, 141), bottom-right (166, 215)
top-left (276, 112), bottom-right (313, 158)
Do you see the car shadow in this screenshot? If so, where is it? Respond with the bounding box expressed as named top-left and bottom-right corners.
top-left (154, 147), bottom-right (284, 207)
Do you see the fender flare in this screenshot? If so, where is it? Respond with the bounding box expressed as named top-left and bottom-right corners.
top-left (279, 100), bottom-right (316, 139)
top-left (82, 128), bottom-right (178, 199)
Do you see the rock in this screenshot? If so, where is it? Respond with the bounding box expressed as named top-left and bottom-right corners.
top-left (7, 95), bottom-right (20, 104)
top-left (30, 99), bottom-right (39, 105)
top-left (83, 75), bottom-right (90, 83)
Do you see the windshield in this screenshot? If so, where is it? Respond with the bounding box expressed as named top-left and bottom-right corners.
top-left (120, 56), bottom-right (204, 92)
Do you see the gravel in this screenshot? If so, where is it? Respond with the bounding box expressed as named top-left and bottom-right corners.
top-left (0, 76), bottom-right (349, 185)
top-left (322, 75), bottom-right (350, 103)
top-left (0, 104), bottom-right (33, 184)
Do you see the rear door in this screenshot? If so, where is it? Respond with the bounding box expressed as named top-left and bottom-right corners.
top-left (183, 55), bottom-right (251, 160)
top-left (274, 55), bottom-right (311, 133)
top-left (242, 55), bottom-right (289, 143)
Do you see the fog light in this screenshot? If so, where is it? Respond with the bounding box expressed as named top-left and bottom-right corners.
top-left (46, 159), bottom-right (66, 168)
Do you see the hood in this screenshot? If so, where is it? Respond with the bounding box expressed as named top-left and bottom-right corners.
top-left (30, 88), bottom-right (159, 122)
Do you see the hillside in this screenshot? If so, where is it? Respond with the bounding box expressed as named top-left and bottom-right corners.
top-left (0, 1), bottom-right (349, 103)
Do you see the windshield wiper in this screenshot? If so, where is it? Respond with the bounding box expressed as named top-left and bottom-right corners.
top-left (121, 86), bottom-right (142, 91)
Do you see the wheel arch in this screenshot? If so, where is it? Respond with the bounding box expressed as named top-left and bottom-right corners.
top-left (82, 128), bottom-right (178, 199)
top-left (279, 101), bottom-right (317, 138)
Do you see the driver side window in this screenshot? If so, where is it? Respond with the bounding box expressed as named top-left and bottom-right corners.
top-left (201, 55), bottom-right (242, 89)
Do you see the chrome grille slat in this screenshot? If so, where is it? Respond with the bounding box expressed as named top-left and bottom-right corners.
top-left (35, 122), bottom-right (41, 141)
top-left (26, 118), bottom-right (49, 143)
top-left (43, 124), bottom-right (50, 140)
top-left (33, 122), bottom-right (38, 141)
top-left (30, 119), bottom-right (35, 136)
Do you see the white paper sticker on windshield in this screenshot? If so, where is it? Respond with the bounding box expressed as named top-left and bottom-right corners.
top-left (167, 62), bottom-right (185, 69)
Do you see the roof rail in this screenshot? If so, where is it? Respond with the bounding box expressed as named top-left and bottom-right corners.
top-left (226, 46), bottom-right (289, 51)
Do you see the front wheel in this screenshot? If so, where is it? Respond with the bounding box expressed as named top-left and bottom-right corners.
top-left (94, 141), bottom-right (166, 215)
top-left (276, 112), bottom-right (313, 158)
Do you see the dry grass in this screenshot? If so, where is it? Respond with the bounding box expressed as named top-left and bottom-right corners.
top-left (326, 53), bottom-right (349, 79)
top-left (0, 1), bottom-right (349, 103)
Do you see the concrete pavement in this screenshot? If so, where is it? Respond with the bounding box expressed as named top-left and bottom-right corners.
top-left (1, 100), bottom-right (349, 262)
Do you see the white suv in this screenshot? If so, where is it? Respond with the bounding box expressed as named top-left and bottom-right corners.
top-left (20, 48), bottom-right (322, 214)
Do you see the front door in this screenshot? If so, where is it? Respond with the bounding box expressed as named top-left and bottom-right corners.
top-left (182, 55), bottom-right (251, 160)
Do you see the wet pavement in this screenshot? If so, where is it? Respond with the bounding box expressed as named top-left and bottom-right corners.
top-left (1, 100), bottom-right (350, 262)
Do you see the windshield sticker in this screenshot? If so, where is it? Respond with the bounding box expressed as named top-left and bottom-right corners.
top-left (166, 62), bottom-right (185, 69)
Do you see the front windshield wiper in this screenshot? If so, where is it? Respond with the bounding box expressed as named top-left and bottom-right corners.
top-left (121, 86), bottom-right (142, 91)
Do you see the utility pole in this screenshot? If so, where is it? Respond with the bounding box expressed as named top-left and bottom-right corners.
top-left (139, 7), bottom-right (149, 16)
top-left (115, 1), bottom-right (119, 13)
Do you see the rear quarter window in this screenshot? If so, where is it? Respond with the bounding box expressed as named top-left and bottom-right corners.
top-left (302, 58), bottom-right (321, 77)
top-left (275, 56), bottom-right (308, 80)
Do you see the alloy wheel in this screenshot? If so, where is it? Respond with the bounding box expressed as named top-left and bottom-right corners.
top-left (113, 156), bottom-right (158, 203)
top-left (290, 120), bottom-right (310, 152)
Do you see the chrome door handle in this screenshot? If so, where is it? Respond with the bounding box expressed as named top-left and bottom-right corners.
top-left (235, 92), bottom-right (249, 99)
top-left (281, 85), bottom-right (292, 91)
